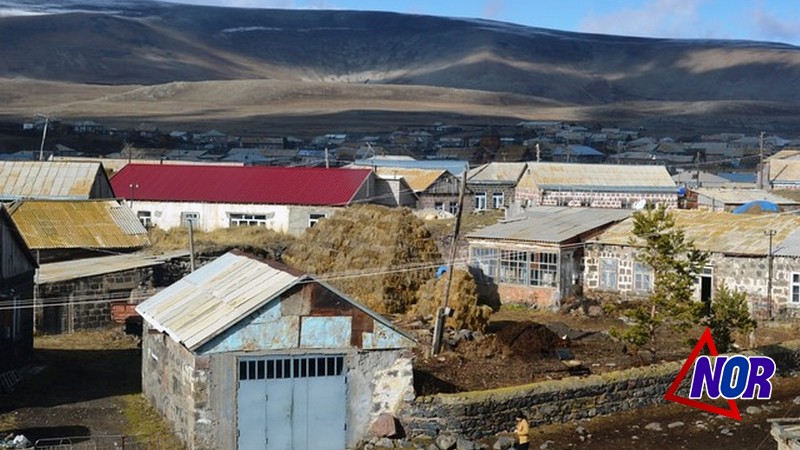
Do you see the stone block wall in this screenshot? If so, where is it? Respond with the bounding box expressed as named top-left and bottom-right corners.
top-left (36, 258), bottom-right (189, 334)
top-left (515, 188), bottom-right (677, 210)
top-left (400, 340), bottom-right (800, 440)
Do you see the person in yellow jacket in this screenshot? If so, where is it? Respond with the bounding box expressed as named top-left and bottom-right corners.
top-left (514, 412), bottom-right (530, 450)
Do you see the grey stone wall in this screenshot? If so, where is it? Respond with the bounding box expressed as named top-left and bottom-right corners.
top-left (141, 324), bottom-right (201, 447)
top-left (400, 340), bottom-right (800, 440)
top-left (36, 258), bottom-right (188, 334)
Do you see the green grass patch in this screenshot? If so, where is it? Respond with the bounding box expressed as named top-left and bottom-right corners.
top-left (120, 394), bottom-right (185, 450)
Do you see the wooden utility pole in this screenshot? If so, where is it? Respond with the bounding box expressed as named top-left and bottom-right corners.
top-left (431, 170), bottom-right (467, 356)
top-left (765, 229), bottom-right (776, 319)
top-left (188, 219), bottom-right (196, 272)
top-left (758, 131), bottom-right (766, 189)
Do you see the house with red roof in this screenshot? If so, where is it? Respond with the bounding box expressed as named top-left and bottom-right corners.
top-left (111, 164), bottom-right (410, 235)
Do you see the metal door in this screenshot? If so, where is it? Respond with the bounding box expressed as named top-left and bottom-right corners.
top-left (237, 355), bottom-right (346, 450)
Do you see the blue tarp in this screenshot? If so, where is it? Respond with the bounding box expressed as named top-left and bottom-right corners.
top-left (732, 200), bottom-right (781, 214)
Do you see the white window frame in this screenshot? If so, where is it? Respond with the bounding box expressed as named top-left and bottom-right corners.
top-left (434, 202), bottom-right (445, 211)
top-left (492, 192), bottom-right (504, 209)
top-left (633, 262), bottom-right (653, 292)
top-left (137, 211), bottom-right (152, 228)
top-left (308, 213), bottom-right (327, 228)
top-left (448, 202), bottom-right (459, 215)
top-left (792, 273), bottom-right (800, 304)
top-left (599, 258), bottom-right (618, 289)
top-left (229, 213), bottom-right (268, 227)
top-left (470, 247), bottom-right (498, 282)
top-left (475, 193), bottom-right (487, 211)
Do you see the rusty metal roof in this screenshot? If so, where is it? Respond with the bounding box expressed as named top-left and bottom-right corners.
top-left (694, 188), bottom-right (799, 205)
top-left (595, 209), bottom-right (800, 256)
top-left (9, 199), bottom-right (149, 250)
top-left (374, 167), bottom-right (446, 192)
top-left (0, 161), bottom-right (104, 200)
top-left (526, 162), bottom-right (676, 192)
top-left (136, 252), bottom-right (415, 352)
top-left (467, 207), bottom-right (632, 244)
top-left (769, 159), bottom-right (800, 186)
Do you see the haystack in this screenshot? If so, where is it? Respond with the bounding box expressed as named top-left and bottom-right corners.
top-left (412, 269), bottom-right (492, 332)
top-left (284, 205), bottom-right (442, 314)
top-left (148, 226), bottom-right (296, 260)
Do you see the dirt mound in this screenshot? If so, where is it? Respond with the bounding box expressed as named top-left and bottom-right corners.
top-left (495, 321), bottom-right (566, 361)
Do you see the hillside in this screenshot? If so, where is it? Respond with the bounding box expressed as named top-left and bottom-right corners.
top-left (1, 0), bottom-right (800, 131)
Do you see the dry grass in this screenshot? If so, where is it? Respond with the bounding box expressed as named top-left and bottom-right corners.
top-left (411, 268), bottom-right (493, 332)
top-left (285, 205), bottom-right (442, 314)
top-left (148, 226), bottom-right (296, 260)
top-left (120, 395), bottom-right (186, 450)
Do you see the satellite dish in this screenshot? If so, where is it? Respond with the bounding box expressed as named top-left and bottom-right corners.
top-left (632, 199), bottom-right (647, 210)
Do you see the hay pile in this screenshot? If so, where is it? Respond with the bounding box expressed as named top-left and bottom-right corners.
top-left (412, 269), bottom-right (492, 332)
top-left (148, 226), bottom-right (296, 260)
top-left (284, 205), bottom-right (442, 314)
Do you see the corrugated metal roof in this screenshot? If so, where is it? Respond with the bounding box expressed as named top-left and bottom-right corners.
top-left (350, 158), bottom-right (469, 176)
top-left (527, 162), bottom-right (677, 192)
top-left (374, 167), bottom-right (446, 192)
top-left (38, 251), bottom-right (187, 284)
top-left (467, 207), bottom-right (632, 243)
top-left (136, 252), bottom-right (413, 351)
top-left (694, 188), bottom-right (798, 205)
top-left (0, 161), bottom-right (102, 200)
top-left (9, 199), bottom-right (149, 250)
top-left (110, 164), bottom-right (372, 206)
top-left (467, 162), bottom-right (527, 184)
top-left (595, 209), bottom-right (800, 256)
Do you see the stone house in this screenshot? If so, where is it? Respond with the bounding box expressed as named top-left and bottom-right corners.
top-left (136, 251), bottom-right (416, 450)
top-left (515, 162), bottom-right (678, 209)
top-left (0, 205), bottom-right (37, 371)
top-left (584, 209), bottom-right (800, 319)
top-left (687, 188), bottom-right (800, 212)
top-left (373, 167), bottom-right (471, 214)
top-left (467, 207), bottom-right (631, 309)
top-left (467, 162), bottom-right (528, 211)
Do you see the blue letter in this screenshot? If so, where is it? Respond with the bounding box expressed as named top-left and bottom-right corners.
top-left (720, 356), bottom-right (750, 399)
top-left (690, 356), bottom-right (726, 399)
top-left (742, 356), bottom-right (776, 400)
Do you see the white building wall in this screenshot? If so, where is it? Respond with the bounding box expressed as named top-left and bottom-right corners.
top-left (129, 201), bottom-right (291, 233)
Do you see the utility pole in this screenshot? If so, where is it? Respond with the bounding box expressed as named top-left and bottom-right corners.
top-left (765, 229), bottom-right (776, 320)
top-left (758, 131), bottom-right (766, 190)
top-left (188, 219), bottom-right (196, 272)
top-left (431, 170), bottom-right (467, 356)
top-left (535, 143), bottom-right (541, 162)
top-left (38, 115), bottom-right (50, 161)
top-left (129, 183), bottom-right (139, 209)
top-left (695, 151), bottom-right (702, 188)
top-left (324, 147), bottom-right (329, 169)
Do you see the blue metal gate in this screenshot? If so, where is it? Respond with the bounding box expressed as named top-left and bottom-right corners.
top-left (237, 355), bottom-right (346, 450)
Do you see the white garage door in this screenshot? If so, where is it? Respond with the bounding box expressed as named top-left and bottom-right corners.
top-left (237, 355), bottom-right (347, 450)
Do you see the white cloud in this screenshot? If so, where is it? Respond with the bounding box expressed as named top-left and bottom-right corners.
top-left (751, 6), bottom-right (800, 44)
top-left (578, 0), bottom-right (718, 40)
top-left (162, 1), bottom-right (297, 7)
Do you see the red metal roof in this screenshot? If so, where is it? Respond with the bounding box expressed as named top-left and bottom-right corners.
top-left (111, 164), bottom-right (372, 206)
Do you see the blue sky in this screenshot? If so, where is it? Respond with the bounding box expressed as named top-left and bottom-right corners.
top-left (163, 0), bottom-right (800, 45)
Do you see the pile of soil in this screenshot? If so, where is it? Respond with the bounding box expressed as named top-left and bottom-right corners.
top-left (494, 321), bottom-right (567, 361)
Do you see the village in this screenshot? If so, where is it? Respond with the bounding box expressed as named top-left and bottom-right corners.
top-left (2, 116), bottom-right (800, 450)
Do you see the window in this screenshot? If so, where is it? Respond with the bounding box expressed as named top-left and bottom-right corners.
top-left (599, 258), bottom-right (618, 289)
top-left (229, 213), bottom-right (267, 227)
top-left (434, 202), bottom-right (444, 211)
top-left (475, 193), bottom-right (487, 211)
top-left (792, 273), bottom-right (800, 304)
top-left (137, 211), bottom-right (152, 228)
top-left (633, 262), bottom-right (653, 292)
top-left (492, 192), bottom-right (504, 209)
top-left (470, 247), bottom-right (498, 282)
top-left (448, 202), bottom-right (459, 215)
top-left (530, 252), bottom-right (558, 287)
top-left (500, 251), bottom-right (527, 284)
top-left (308, 213), bottom-right (327, 227)
top-left (180, 211), bottom-right (199, 227)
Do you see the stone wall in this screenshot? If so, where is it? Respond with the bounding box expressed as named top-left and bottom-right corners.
top-left (515, 187), bottom-right (677, 210)
top-left (36, 259), bottom-right (188, 334)
top-left (400, 340), bottom-right (800, 440)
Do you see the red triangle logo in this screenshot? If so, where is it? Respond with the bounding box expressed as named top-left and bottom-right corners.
top-left (663, 327), bottom-right (741, 420)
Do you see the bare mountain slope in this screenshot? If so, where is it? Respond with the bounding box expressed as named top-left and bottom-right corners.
top-left (1, 1), bottom-right (799, 107)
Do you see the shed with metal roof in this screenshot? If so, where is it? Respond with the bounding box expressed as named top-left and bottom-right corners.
top-left (0, 161), bottom-right (114, 201)
top-left (137, 251), bottom-right (416, 450)
top-left (7, 199), bottom-right (149, 263)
